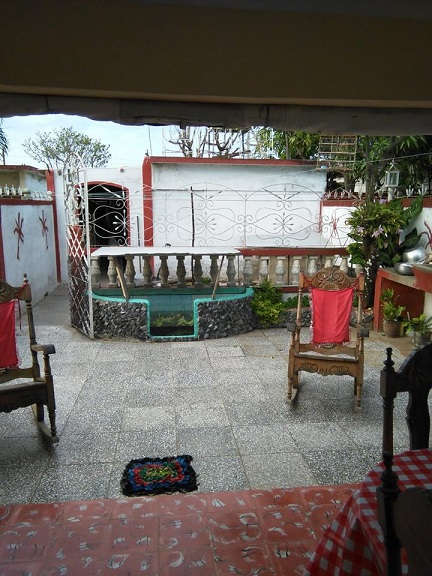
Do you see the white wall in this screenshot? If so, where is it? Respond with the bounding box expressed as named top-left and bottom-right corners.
top-left (1, 203), bottom-right (57, 302)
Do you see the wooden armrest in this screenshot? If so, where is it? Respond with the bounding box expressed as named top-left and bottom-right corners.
top-left (31, 344), bottom-right (56, 355)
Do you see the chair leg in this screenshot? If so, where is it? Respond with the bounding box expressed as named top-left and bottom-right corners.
top-left (32, 404), bottom-right (59, 443)
top-left (355, 379), bottom-right (362, 408)
top-left (287, 372), bottom-right (299, 403)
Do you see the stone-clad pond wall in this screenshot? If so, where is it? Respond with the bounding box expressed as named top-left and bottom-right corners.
top-left (92, 289), bottom-right (255, 341)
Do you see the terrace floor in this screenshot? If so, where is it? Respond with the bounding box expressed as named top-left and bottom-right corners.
top-left (0, 284), bottom-right (417, 574)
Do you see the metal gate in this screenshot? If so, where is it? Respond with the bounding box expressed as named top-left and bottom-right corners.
top-left (64, 165), bottom-right (93, 338)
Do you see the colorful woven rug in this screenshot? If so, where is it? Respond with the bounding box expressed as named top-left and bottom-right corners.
top-left (120, 455), bottom-right (198, 496)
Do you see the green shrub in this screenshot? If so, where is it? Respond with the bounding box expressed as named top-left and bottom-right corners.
top-left (250, 279), bottom-right (289, 327)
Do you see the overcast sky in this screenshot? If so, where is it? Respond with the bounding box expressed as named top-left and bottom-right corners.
top-left (2, 115), bottom-right (179, 168)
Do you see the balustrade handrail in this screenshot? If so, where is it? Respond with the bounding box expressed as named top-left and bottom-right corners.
top-left (89, 246), bottom-right (353, 294)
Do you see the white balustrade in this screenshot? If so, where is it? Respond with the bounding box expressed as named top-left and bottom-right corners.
top-left (88, 248), bottom-right (350, 291)
top-left (275, 256), bottom-right (286, 285)
top-left (259, 256), bottom-right (269, 284)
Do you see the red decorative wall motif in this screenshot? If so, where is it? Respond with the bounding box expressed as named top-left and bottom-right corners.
top-left (13, 213), bottom-right (24, 260)
top-left (39, 210), bottom-right (49, 249)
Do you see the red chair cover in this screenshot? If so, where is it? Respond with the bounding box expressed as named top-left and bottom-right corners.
top-left (0, 300), bottom-right (19, 369)
top-left (311, 287), bottom-right (354, 345)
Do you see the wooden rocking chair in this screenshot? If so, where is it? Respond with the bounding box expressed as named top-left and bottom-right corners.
top-left (287, 267), bottom-right (366, 406)
top-left (377, 344), bottom-right (432, 575)
top-left (0, 276), bottom-right (58, 443)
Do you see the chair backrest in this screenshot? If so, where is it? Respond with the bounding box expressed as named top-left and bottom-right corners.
top-left (0, 276), bottom-right (37, 382)
top-left (380, 344), bottom-right (432, 453)
top-left (296, 267), bottom-right (364, 345)
top-left (378, 345), bottom-right (432, 576)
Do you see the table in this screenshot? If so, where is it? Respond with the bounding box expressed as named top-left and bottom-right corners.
top-left (304, 449), bottom-right (432, 576)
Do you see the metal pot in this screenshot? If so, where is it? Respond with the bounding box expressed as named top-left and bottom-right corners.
top-left (403, 246), bottom-right (427, 264)
top-left (394, 261), bottom-right (414, 275)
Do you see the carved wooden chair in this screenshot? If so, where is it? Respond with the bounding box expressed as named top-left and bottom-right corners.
top-left (0, 276), bottom-right (58, 443)
top-left (287, 267), bottom-right (366, 406)
top-left (377, 344), bottom-right (432, 576)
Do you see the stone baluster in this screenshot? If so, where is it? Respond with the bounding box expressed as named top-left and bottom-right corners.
top-left (159, 255), bottom-right (170, 287)
top-left (124, 255), bottom-right (136, 287)
top-left (339, 255), bottom-right (349, 273)
top-left (324, 255), bottom-right (334, 269)
top-left (290, 256), bottom-right (301, 285)
top-left (176, 255), bottom-right (187, 287)
top-left (142, 255), bottom-right (153, 287)
top-left (226, 255), bottom-right (236, 286)
top-left (242, 256), bottom-right (253, 286)
top-left (193, 255), bottom-right (203, 288)
top-left (90, 256), bottom-right (101, 288)
top-left (107, 256), bottom-right (117, 288)
top-left (210, 255), bottom-right (219, 286)
top-left (259, 256), bottom-right (269, 284)
top-left (307, 256), bottom-right (319, 275)
top-left (275, 256), bottom-right (286, 285)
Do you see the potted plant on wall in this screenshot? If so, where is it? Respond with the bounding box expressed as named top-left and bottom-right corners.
top-left (404, 313), bottom-right (432, 348)
top-left (380, 288), bottom-right (406, 338)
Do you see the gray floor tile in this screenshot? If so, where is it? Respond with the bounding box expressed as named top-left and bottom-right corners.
top-left (34, 462), bottom-right (113, 502)
top-left (176, 403), bottom-right (230, 428)
top-left (178, 426), bottom-right (239, 456)
top-left (242, 452), bottom-right (317, 489)
top-left (233, 424), bottom-right (297, 454)
top-left (123, 406), bottom-right (176, 431)
top-left (288, 422), bottom-right (356, 451)
top-left (193, 456), bottom-right (250, 492)
top-left (115, 429), bottom-right (177, 461)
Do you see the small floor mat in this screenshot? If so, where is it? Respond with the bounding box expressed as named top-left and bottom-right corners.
top-left (120, 455), bottom-right (198, 496)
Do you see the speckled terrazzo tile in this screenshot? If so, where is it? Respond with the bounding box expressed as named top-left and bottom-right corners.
top-left (232, 424), bottom-right (297, 454)
top-left (63, 406), bottom-right (124, 435)
top-left (48, 432), bottom-right (118, 465)
top-left (0, 461), bottom-right (48, 504)
top-left (49, 361), bottom-right (94, 379)
top-left (33, 462), bottom-right (113, 503)
top-left (127, 372), bottom-right (175, 388)
top-left (171, 345), bottom-right (209, 359)
top-left (175, 403), bottom-right (230, 428)
top-left (208, 356), bottom-right (252, 372)
top-left (213, 369), bottom-right (261, 386)
top-left (243, 452), bottom-right (317, 489)
top-left (288, 422), bottom-right (357, 451)
top-left (283, 400), bottom-right (345, 423)
top-left (225, 401), bottom-right (286, 426)
top-left (239, 344), bottom-right (282, 358)
top-left (114, 429), bottom-right (177, 461)
top-left (177, 426), bottom-right (239, 457)
top-left (122, 406), bottom-right (176, 431)
top-left (302, 449), bottom-right (376, 485)
top-left (172, 369), bottom-right (216, 388)
top-left (219, 382), bottom-right (272, 403)
top-left (206, 346), bottom-right (246, 358)
top-left (204, 337), bottom-right (244, 347)
top-left (123, 385), bottom-right (177, 407)
top-left (193, 455), bottom-right (250, 492)
top-left (175, 386), bottom-right (223, 405)
top-left (0, 435), bottom-right (56, 463)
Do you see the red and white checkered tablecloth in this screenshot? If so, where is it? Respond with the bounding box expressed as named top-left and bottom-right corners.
top-left (304, 449), bottom-right (432, 576)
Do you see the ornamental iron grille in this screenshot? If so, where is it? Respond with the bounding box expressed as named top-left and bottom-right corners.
top-left (64, 171), bottom-right (133, 337)
top-left (64, 166), bottom-right (92, 337)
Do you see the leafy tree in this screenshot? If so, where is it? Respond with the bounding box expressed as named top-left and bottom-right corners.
top-left (255, 129), bottom-right (320, 160)
top-left (0, 119), bottom-right (9, 164)
top-left (22, 126), bottom-right (111, 169)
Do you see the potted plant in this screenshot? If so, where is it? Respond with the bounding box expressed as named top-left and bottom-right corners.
top-left (380, 288), bottom-right (406, 337)
top-left (404, 313), bottom-right (432, 348)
